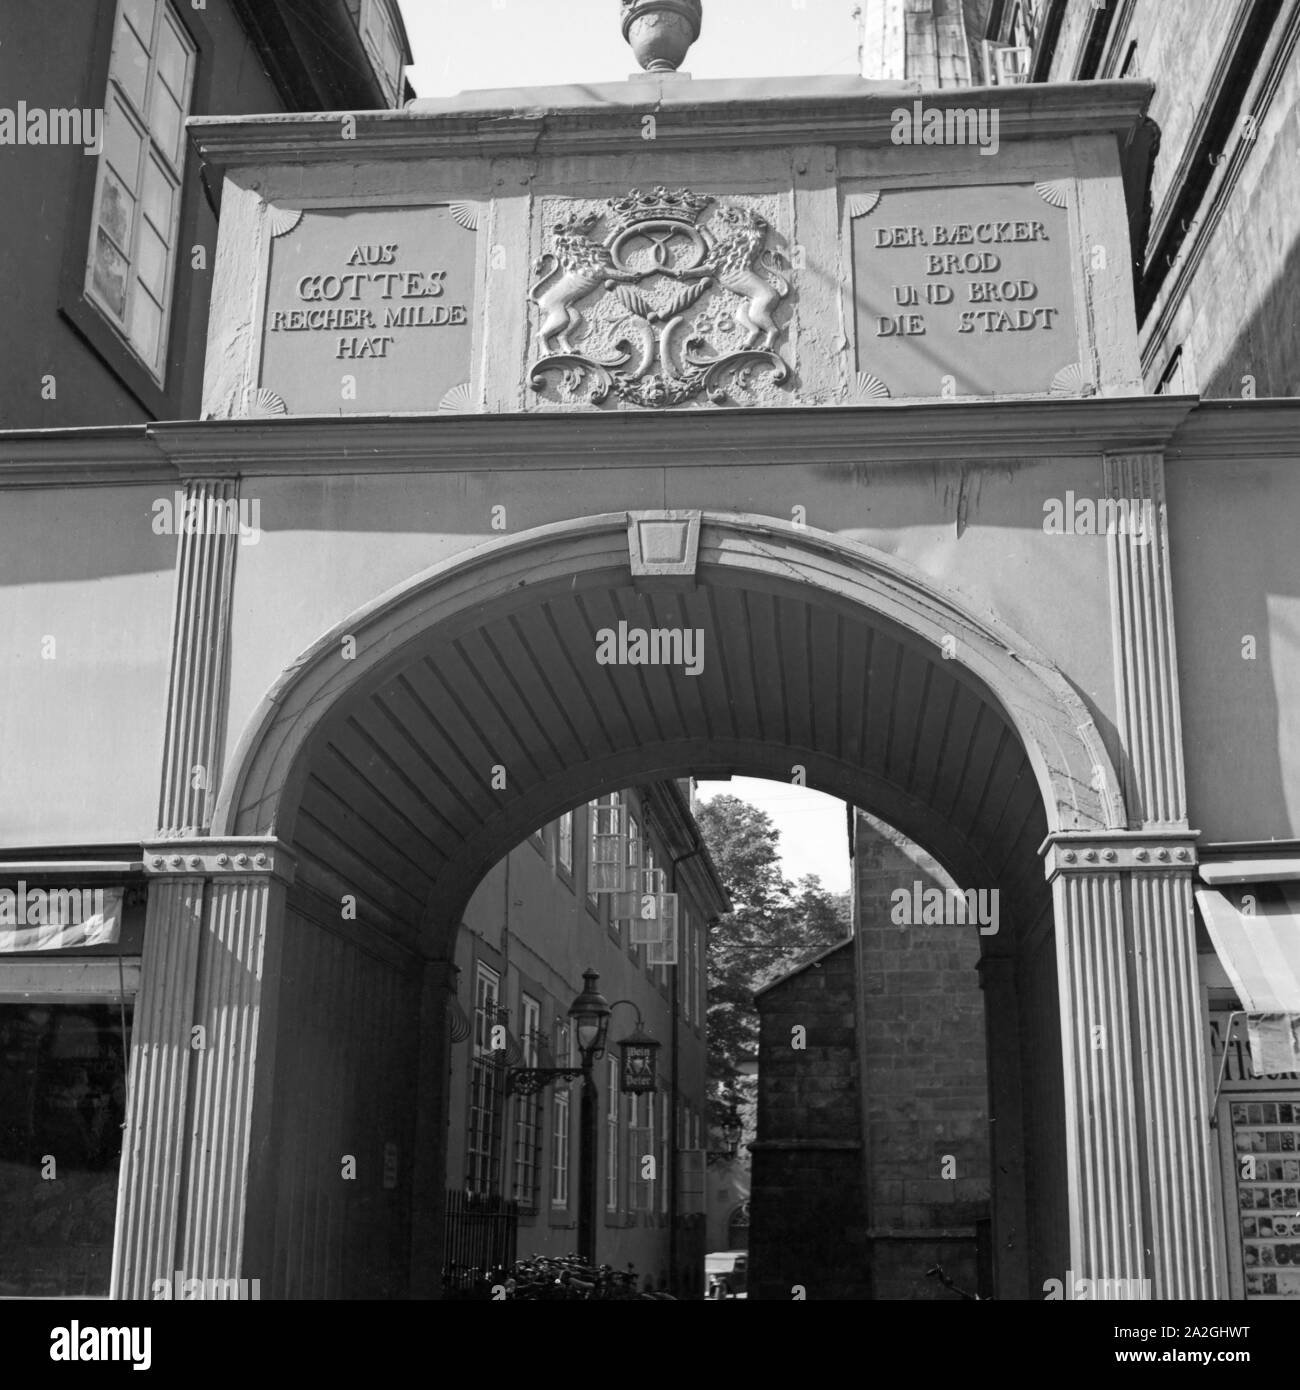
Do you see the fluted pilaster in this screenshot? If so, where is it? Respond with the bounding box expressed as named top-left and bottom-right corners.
top-left (1126, 867), bottom-right (1220, 1297)
top-left (1104, 453), bottom-right (1186, 828)
top-left (111, 875), bottom-right (204, 1299)
top-left (157, 479), bottom-right (240, 835)
top-left (1052, 868), bottom-right (1146, 1287)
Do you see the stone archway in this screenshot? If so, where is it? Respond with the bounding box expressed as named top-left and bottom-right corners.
top-left (115, 512), bottom-right (1217, 1301)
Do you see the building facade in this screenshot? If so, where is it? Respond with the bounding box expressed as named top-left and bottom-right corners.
top-left (444, 780), bottom-right (724, 1297)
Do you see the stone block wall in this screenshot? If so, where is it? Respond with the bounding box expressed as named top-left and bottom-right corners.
top-left (854, 810), bottom-right (991, 1300)
top-left (751, 939), bottom-right (869, 1300)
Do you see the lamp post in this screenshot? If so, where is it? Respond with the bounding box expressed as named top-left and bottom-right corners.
top-left (505, 972), bottom-right (663, 1269)
top-left (568, 969), bottom-right (611, 1265)
top-left (707, 1105), bottom-right (744, 1163)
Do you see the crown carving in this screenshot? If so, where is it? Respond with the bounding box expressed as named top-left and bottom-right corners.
top-left (605, 185), bottom-right (711, 232)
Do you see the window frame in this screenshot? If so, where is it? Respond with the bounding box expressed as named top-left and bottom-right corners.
top-left (605, 1053), bottom-right (620, 1213)
top-left (358, 0), bottom-right (405, 107)
top-left (510, 993), bottom-right (542, 1209)
top-left (466, 962), bottom-right (501, 1196)
top-left (550, 1018), bottom-right (572, 1210)
top-left (556, 810), bottom-right (574, 883)
top-left (57, 0), bottom-right (212, 418)
top-left (83, 0), bottom-right (197, 387)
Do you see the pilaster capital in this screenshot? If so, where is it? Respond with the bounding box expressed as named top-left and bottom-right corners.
top-left (1042, 829), bottom-right (1199, 881)
top-left (142, 836), bottom-right (296, 885)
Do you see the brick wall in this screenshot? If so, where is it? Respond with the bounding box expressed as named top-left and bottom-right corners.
top-left (855, 810), bottom-right (990, 1298)
top-left (751, 939), bottom-right (869, 1300)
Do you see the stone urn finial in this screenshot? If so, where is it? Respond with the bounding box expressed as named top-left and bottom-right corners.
top-left (621, 0), bottom-right (702, 73)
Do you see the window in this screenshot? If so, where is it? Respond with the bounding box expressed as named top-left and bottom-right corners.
top-left (640, 845), bottom-right (656, 973)
top-left (631, 1094), bottom-right (653, 1212)
top-left (605, 1054), bottom-right (620, 1211)
top-left (360, 0), bottom-right (404, 107)
top-left (467, 963), bottom-right (501, 1195)
top-left (557, 811), bottom-right (574, 876)
top-left (511, 994), bottom-right (541, 1207)
top-left (626, 814), bottom-right (641, 957)
top-left (550, 1020), bottom-right (571, 1207)
top-left (588, 791), bottom-right (622, 909)
top-left (85, 0), bottom-right (195, 383)
top-left (0, 995), bottom-right (134, 1295)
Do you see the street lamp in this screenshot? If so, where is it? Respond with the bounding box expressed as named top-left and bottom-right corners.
top-left (503, 968), bottom-right (611, 1264)
top-left (504, 971), bottom-right (664, 1267)
top-left (569, 968), bottom-right (612, 1066)
top-left (707, 1106), bottom-right (744, 1163)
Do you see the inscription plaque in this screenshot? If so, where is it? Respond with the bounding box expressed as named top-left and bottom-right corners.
top-left (259, 205), bottom-right (476, 414)
top-left (851, 183), bottom-right (1080, 399)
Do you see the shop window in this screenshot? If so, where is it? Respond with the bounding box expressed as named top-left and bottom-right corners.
top-left (0, 1000), bottom-right (133, 1296)
top-left (1211, 1010), bottom-right (1300, 1300)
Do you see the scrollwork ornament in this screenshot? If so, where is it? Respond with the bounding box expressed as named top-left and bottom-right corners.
top-left (529, 186), bottom-right (792, 409)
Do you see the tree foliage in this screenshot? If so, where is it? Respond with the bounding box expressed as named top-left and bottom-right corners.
top-left (695, 794), bottom-right (851, 1135)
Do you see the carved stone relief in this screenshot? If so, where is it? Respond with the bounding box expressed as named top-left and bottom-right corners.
top-left (528, 187), bottom-right (792, 409)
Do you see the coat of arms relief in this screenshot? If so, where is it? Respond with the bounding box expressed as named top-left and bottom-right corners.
top-left (528, 187), bottom-right (792, 408)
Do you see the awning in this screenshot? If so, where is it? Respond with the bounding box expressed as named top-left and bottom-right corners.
top-left (1195, 885), bottom-right (1300, 1074)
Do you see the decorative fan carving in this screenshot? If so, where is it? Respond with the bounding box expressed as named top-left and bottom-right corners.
top-left (845, 192), bottom-right (882, 220)
top-left (266, 206), bottom-right (303, 239)
top-left (244, 387), bottom-right (288, 417)
top-left (1035, 181), bottom-right (1070, 210)
top-left (855, 372), bottom-right (891, 400)
top-left (449, 201), bottom-right (479, 231)
top-left (1050, 362), bottom-right (1096, 397)
top-left (438, 382), bottom-right (475, 413)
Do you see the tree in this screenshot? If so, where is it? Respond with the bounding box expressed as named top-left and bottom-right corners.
top-left (695, 794), bottom-right (850, 1143)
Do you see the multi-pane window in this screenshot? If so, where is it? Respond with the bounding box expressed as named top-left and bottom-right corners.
top-left (467, 964), bottom-right (501, 1195)
top-left (588, 791), bottom-right (621, 909)
top-left (359, 0), bottom-right (404, 107)
top-left (86, 0), bottom-right (195, 382)
top-left (605, 1054), bottom-right (620, 1211)
top-left (550, 1020), bottom-right (571, 1206)
top-left (511, 994), bottom-right (541, 1207)
top-left (557, 810), bottom-right (574, 875)
top-left (631, 1094), bottom-right (655, 1212)
top-left (626, 815), bottom-right (640, 956)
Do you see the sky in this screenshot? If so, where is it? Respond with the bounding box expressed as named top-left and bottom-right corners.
top-left (401, 0), bottom-right (864, 98)
top-left (696, 777), bottom-right (851, 893)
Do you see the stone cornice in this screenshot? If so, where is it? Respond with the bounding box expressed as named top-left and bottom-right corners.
top-left (11, 397), bottom-right (1191, 483)
top-left (1165, 400), bottom-right (1300, 464)
top-left (187, 79), bottom-right (1155, 174)
top-left (0, 396), bottom-right (1243, 487)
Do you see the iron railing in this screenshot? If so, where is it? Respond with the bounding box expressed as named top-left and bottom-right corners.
top-left (443, 1189), bottom-right (519, 1295)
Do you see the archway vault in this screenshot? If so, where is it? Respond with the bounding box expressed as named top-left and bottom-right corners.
top-left (214, 511), bottom-right (1125, 950)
